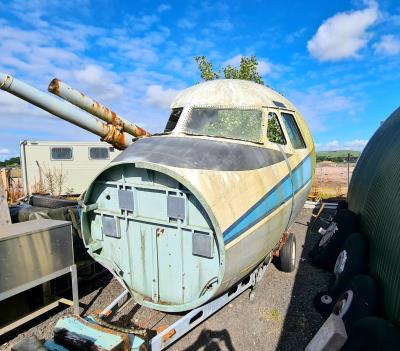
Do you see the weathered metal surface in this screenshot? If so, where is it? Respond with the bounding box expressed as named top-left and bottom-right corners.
top-left (81, 79), bottom-right (315, 312)
top-left (0, 220), bottom-right (73, 299)
top-left (52, 316), bottom-right (131, 351)
top-left (171, 79), bottom-right (297, 110)
top-left (48, 79), bottom-right (150, 138)
top-left (348, 106), bottom-right (400, 327)
top-left (0, 73), bottom-right (133, 149)
top-left (0, 189), bottom-right (11, 226)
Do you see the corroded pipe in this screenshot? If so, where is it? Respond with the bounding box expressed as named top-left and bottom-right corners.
top-left (48, 78), bottom-right (151, 138)
top-left (0, 72), bottom-right (132, 150)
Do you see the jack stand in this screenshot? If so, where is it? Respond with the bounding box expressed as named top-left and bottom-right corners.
top-left (249, 263), bottom-right (268, 302)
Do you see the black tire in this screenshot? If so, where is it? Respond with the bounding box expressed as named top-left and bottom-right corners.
top-left (342, 317), bottom-right (400, 351)
top-left (333, 200), bottom-right (348, 220)
top-left (330, 232), bottom-right (368, 295)
top-left (309, 209), bottom-right (360, 270)
top-left (29, 195), bottom-right (78, 209)
top-left (313, 291), bottom-right (335, 317)
top-left (279, 233), bottom-right (296, 273)
top-left (332, 274), bottom-right (379, 330)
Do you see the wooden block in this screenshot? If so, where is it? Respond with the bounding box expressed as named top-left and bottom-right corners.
top-left (305, 314), bottom-right (347, 351)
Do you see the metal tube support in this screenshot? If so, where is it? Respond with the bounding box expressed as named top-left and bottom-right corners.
top-left (48, 78), bottom-right (151, 138)
top-left (70, 264), bottom-right (80, 316)
top-left (98, 290), bottom-right (130, 319)
top-left (0, 73), bottom-right (133, 149)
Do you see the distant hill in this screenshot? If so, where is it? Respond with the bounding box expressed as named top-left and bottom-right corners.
top-left (316, 150), bottom-right (361, 162)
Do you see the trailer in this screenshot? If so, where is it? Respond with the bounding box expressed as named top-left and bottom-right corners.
top-left (20, 140), bottom-right (121, 196)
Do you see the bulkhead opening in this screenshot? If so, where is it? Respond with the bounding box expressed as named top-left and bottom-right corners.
top-left (81, 163), bottom-right (222, 311)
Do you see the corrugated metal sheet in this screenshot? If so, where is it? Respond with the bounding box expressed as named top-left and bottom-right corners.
top-left (348, 106), bottom-right (400, 326)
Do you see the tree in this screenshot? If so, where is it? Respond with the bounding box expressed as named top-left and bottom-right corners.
top-left (194, 55), bottom-right (264, 85)
top-left (194, 55), bottom-right (287, 143)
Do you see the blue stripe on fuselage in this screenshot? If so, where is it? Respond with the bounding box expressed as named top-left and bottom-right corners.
top-left (223, 154), bottom-right (312, 244)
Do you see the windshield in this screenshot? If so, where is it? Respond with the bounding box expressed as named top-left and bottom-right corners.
top-left (183, 108), bottom-right (263, 143)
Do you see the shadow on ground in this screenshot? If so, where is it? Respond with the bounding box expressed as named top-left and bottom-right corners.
top-left (276, 206), bottom-right (335, 350)
top-left (183, 329), bottom-right (235, 351)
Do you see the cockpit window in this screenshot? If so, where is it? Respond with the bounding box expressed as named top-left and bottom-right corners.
top-left (164, 107), bottom-right (183, 132)
top-left (267, 112), bottom-right (286, 145)
top-left (183, 108), bottom-right (263, 143)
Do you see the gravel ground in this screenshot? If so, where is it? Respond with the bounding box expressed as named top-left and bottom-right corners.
top-left (1, 208), bottom-right (332, 351)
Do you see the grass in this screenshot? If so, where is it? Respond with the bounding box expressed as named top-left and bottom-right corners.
top-left (260, 307), bottom-right (281, 322)
top-left (317, 150), bottom-right (361, 158)
top-left (316, 150), bottom-right (361, 162)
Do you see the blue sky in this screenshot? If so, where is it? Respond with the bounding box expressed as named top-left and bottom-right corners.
top-left (0, 0), bottom-right (399, 160)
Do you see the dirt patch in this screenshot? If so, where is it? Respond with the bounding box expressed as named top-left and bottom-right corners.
top-left (310, 162), bottom-right (355, 199)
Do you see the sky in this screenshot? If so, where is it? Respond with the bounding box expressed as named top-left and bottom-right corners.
top-left (0, 0), bottom-right (399, 160)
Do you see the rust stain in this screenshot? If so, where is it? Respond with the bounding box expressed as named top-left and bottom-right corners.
top-left (135, 125), bottom-right (151, 137)
top-left (100, 123), bottom-right (127, 150)
top-left (48, 78), bottom-right (60, 94)
top-left (47, 77), bottom-right (151, 139)
top-left (162, 328), bottom-right (176, 342)
top-left (156, 227), bottom-right (165, 237)
top-left (272, 232), bottom-right (289, 257)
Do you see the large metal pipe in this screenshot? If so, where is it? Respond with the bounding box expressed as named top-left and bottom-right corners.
top-left (0, 73), bottom-right (132, 150)
top-left (48, 78), bottom-right (151, 138)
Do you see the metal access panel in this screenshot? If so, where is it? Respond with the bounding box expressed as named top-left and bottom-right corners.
top-left (167, 196), bottom-right (185, 220)
top-left (192, 232), bottom-right (214, 259)
top-left (0, 219), bottom-right (73, 299)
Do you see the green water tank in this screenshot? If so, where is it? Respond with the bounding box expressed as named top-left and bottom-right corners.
top-left (348, 106), bottom-right (400, 326)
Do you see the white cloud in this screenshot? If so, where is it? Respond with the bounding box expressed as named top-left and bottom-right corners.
top-left (145, 85), bottom-right (180, 109)
top-left (0, 148), bottom-right (10, 155)
top-left (258, 60), bottom-right (272, 75)
top-left (288, 87), bottom-right (360, 132)
top-left (210, 19), bottom-right (233, 32)
top-left (73, 65), bottom-right (124, 102)
top-left (317, 139), bottom-right (368, 151)
top-left (223, 54), bottom-right (274, 76)
top-left (345, 139), bottom-right (369, 149)
top-left (223, 54), bottom-right (242, 67)
top-left (326, 140), bottom-right (339, 148)
top-left (157, 4), bottom-right (171, 13)
top-left (178, 18), bottom-right (196, 29)
top-left (373, 35), bottom-right (400, 55)
top-left (285, 28), bottom-right (306, 43)
top-left (125, 14), bottom-right (160, 31)
top-left (307, 2), bottom-right (378, 61)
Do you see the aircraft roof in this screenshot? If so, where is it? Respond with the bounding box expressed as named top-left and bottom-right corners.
top-left (171, 79), bottom-right (295, 110)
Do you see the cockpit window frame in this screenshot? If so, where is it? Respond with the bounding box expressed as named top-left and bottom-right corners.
top-left (164, 107), bottom-right (184, 133)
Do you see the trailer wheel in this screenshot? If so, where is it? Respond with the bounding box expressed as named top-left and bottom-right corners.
top-left (330, 232), bottom-right (368, 296)
top-left (332, 274), bottom-right (379, 330)
top-left (279, 233), bottom-right (296, 273)
top-left (333, 200), bottom-right (348, 221)
top-left (309, 209), bottom-right (360, 270)
top-left (313, 291), bottom-right (335, 317)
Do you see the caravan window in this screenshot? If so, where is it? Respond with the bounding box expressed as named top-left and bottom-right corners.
top-left (51, 147), bottom-right (73, 160)
top-left (89, 147), bottom-right (109, 160)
